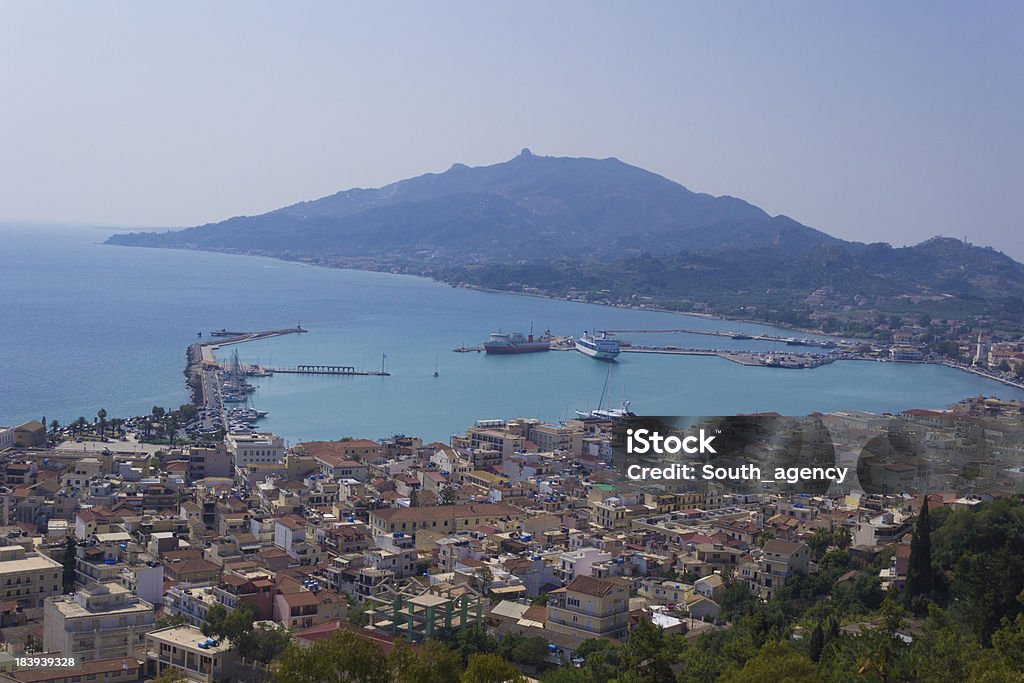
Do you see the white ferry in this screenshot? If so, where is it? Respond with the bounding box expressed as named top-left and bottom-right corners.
top-left (575, 331), bottom-right (621, 361)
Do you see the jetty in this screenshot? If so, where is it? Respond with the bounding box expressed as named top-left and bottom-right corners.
top-left (266, 364), bottom-right (390, 376)
top-left (601, 328), bottom-right (843, 348)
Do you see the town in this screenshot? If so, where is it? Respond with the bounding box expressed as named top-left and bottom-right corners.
top-left (0, 389), bottom-right (1022, 682)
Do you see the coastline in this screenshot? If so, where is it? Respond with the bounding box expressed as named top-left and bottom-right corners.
top-left (100, 243), bottom-right (1024, 394)
top-left (100, 241), bottom-right (840, 338)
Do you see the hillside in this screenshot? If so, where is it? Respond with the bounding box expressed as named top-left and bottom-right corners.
top-left (106, 149), bottom-right (839, 261)
top-left (106, 151), bottom-right (1024, 329)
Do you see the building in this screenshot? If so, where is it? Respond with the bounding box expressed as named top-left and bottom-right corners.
top-left (43, 582), bottom-right (156, 661)
top-left (12, 421), bottom-right (47, 448)
top-left (0, 657), bottom-right (143, 683)
top-left (366, 533), bottom-right (418, 579)
top-left (740, 539), bottom-right (812, 600)
top-left (226, 432), bottom-right (286, 468)
top-left (368, 503), bottom-right (523, 535)
top-left (548, 575), bottom-right (630, 640)
top-left (0, 544), bottom-right (63, 614)
top-left (187, 445), bottom-right (233, 480)
top-left (144, 625), bottom-right (239, 683)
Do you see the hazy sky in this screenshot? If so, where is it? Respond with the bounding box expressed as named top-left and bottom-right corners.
top-left (1, 2), bottom-right (1022, 258)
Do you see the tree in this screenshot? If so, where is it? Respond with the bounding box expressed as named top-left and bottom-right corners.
top-left (49, 419), bottom-right (60, 437)
top-left (273, 629), bottom-right (387, 683)
top-left (439, 483), bottom-right (457, 505)
top-left (62, 537), bottom-right (77, 592)
top-left (156, 613), bottom-right (189, 628)
top-left (724, 640), bottom-right (818, 683)
top-left (452, 625), bottom-right (497, 664)
top-left (151, 670), bottom-right (187, 683)
top-left (911, 603), bottom-right (982, 683)
top-left (720, 581), bottom-right (758, 621)
top-left (201, 603), bottom-right (228, 638)
top-left (472, 566), bottom-right (494, 595)
top-left (97, 408), bottom-right (107, 437)
top-left (239, 624), bottom-right (292, 665)
top-left (807, 528), bottom-right (833, 560)
top-left (390, 639), bottom-right (461, 683)
top-left (220, 601), bottom-right (259, 642)
top-left (498, 632), bottom-right (550, 669)
top-left (905, 498), bottom-right (933, 600)
top-left (347, 599), bottom-right (371, 627)
top-left (461, 653), bottom-right (524, 683)
top-left (833, 526), bottom-right (852, 550)
top-left (808, 622), bottom-right (825, 663)
top-left (991, 591), bottom-right (1024, 672)
top-left (166, 414), bottom-right (179, 446)
top-left (619, 617), bottom-right (684, 682)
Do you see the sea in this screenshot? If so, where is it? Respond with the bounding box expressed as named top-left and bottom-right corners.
top-left (2, 225), bottom-right (1021, 444)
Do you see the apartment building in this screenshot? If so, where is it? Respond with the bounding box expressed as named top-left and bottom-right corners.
top-left (740, 539), bottom-right (812, 599)
top-left (548, 575), bottom-right (630, 640)
top-left (0, 544), bottom-right (63, 614)
top-left (43, 582), bottom-right (156, 662)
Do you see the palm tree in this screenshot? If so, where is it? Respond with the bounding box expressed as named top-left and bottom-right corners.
top-left (97, 408), bottom-right (108, 438)
top-left (49, 419), bottom-right (60, 437)
top-left (74, 416), bottom-right (88, 436)
top-left (166, 415), bottom-right (179, 447)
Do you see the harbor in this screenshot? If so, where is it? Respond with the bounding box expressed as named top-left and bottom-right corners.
top-left (186, 326), bottom-right (390, 436)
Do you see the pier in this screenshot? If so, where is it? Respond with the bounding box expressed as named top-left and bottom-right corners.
top-left (601, 328), bottom-right (843, 348)
top-left (268, 364), bottom-right (390, 376)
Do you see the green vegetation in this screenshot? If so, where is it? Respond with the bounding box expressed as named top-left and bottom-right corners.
top-left (61, 536), bottom-right (77, 593)
top-left (202, 602), bottom-right (292, 665)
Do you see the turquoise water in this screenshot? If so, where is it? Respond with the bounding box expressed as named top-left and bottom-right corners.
top-left (2, 225), bottom-right (1021, 443)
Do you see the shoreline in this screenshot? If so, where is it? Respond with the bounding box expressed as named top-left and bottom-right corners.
top-left (103, 241), bottom-right (843, 340)
top-left (98, 243), bottom-right (1024, 396)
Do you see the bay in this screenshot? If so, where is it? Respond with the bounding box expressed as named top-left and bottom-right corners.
top-left (2, 225), bottom-right (1021, 444)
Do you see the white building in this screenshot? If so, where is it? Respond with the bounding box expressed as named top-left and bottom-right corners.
top-left (226, 432), bottom-right (286, 468)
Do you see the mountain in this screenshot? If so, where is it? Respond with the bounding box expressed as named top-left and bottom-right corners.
top-left (106, 151), bottom-right (1024, 329)
top-left (106, 149), bottom-right (839, 261)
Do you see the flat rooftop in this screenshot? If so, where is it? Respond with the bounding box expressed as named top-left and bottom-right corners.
top-left (147, 625), bottom-right (233, 654)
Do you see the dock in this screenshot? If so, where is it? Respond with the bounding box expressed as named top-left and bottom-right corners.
top-left (267, 364), bottom-right (390, 376)
top-left (601, 328), bottom-right (843, 348)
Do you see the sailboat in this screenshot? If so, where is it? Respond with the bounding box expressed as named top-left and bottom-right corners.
top-left (575, 365), bottom-right (636, 421)
top-left (433, 356), bottom-right (439, 378)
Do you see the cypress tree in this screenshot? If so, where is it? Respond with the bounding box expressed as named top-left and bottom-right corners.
top-left (906, 497), bottom-right (933, 598)
top-left (808, 621), bottom-right (825, 663)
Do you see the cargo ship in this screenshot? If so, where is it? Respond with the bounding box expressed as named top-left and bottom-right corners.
top-left (575, 331), bottom-right (621, 361)
top-left (483, 331), bottom-right (551, 354)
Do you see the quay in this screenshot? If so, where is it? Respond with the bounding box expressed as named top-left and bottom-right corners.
top-left (621, 346), bottom-right (836, 368)
top-left (268, 365), bottom-right (390, 376)
top-left (602, 327), bottom-right (844, 348)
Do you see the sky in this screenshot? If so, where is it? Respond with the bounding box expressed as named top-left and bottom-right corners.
top-left (1, 2), bottom-right (1022, 259)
